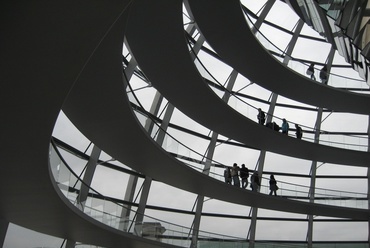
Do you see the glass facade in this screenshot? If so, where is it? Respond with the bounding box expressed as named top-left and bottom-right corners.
top-left (2, 0), bottom-right (369, 247)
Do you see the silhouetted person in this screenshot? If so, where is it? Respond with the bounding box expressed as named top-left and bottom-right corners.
top-left (250, 171), bottom-right (260, 192)
top-left (269, 174), bottom-right (278, 196)
top-left (319, 65), bottom-right (328, 84)
top-left (239, 164), bottom-right (249, 189)
top-left (306, 63), bottom-right (315, 80)
top-left (295, 124), bottom-right (303, 139)
top-left (224, 167), bottom-right (231, 184)
top-left (231, 163), bottom-right (240, 187)
top-left (266, 121), bottom-right (280, 132)
top-left (281, 119), bottom-right (289, 135)
top-left (257, 108), bottom-right (266, 125)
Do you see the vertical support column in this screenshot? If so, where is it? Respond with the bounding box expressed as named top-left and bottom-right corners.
top-left (249, 93), bottom-right (278, 248)
top-left (191, 70), bottom-right (238, 247)
top-left (65, 239), bottom-right (75, 248)
top-left (306, 166), bottom-right (317, 248)
top-left (325, 47), bottom-right (335, 81)
top-left (155, 103), bottom-right (175, 145)
top-left (134, 97), bottom-right (175, 235)
top-left (307, 46), bottom-right (334, 248)
top-left (144, 91), bottom-right (165, 139)
top-left (123, 55), bottom-right (137, 79)
top-left (248, 206), bottom-right (259, 248)
top-left (307, 108), bottom-right (323, 248)
top-left (0, 218), bottom-right (8, 248)
top-left (185, 22), bottom-right (209, 247)
top-left (283, 20), bottom-right (304, 64)
top-left (191, 133), bottom-right (218, 247)
top-left (248, 150), bottom-right (267, 248)
top-left (186, 21), bottom-right (205, 61)
top-left (250, 12), bottom-right (303, 248)
top-left (189, 35), bottom-right (205, 61)
top-left (119, 175), bottom-right (138, 231)
top-left (249, 76), bottom-right (278, 248)
top-left (134, 176), bottom-right (152, 236)
top-left (252, 0), bottom-right (276, 34)
top-left (119, 57), bottom-right (147, 231)
top-left (191, 196), bottom-right (204, 248)
top-left (77, 145), bottom-right (101, 209)
top-left (266, 93), bottom-right (279, 124)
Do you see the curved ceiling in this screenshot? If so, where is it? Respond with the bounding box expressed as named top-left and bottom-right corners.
top-left (124, 0), bottom-right (370, 167)
top-left (61, 0), bottom-right (369, 220)
top-left (186, 0), bottom-right (370, 115)
top-left (0, 0), bottom-right (174, 247)
top-left (1, 0), bottom-right (369, 247)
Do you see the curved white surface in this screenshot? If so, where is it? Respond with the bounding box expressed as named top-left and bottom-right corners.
top-left (124, 0), bottom-right (370, 167)
top-left (186, 0), bottom-right (370, 115)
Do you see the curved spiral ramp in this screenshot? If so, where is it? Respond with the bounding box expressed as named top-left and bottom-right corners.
top-left (1, 0), bottom-right (369, 247)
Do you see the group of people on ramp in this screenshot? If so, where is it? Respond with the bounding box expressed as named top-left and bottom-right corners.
top-left (224, 163), bottom-right (278, 196)
top-left (257, 108), bottom-right (302, 139)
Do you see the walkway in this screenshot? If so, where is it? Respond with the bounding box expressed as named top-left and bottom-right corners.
top-left (125, 0), bottom-right (370, 167)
